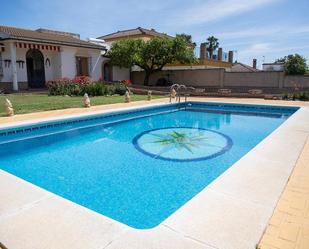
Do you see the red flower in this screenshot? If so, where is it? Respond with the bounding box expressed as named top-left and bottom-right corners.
top-left (121, 80), bottom-right (132, 86)
top-left (72, 76), bottom-right (92, 85)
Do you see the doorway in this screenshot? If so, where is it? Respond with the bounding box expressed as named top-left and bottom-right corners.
top-left (103, 62), bottom-right (112, 82)
top-left (26, 49), bottom-right (46, 88)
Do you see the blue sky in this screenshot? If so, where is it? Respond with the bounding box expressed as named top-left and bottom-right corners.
top-left (1, 0), bottom-right (309, 67)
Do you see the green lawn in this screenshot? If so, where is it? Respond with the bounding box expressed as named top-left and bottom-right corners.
top-left (0, 93), bottom-right (163, 117)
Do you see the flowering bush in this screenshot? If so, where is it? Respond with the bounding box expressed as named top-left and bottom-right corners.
top-left (46, 76), bottom-right (127, 96)
top-left (46, 77), bottom-right (76, 96)
top-left (121, 80), bottom-right (132, 86)
top-left (72, 76), bottom-right (92, 85)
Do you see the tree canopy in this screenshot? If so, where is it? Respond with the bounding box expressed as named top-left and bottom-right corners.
top-left (206, 36), bottom-right (219, 59)
top-left (107, 36), bottom-right (196, 85)
top-left (276, 54), bottom-right (308, 75)
top-left (176, 33), bottom-right (196, 46)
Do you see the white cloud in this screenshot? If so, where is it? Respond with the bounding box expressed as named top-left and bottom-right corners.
top-left (251, 43), bottom-right (272, 51)
top-left (171, 0), bottom-right (280, 25)
top-left (237, 43), bottom-right (309, 66)
top-left (240, 43), bottom-right (272, 55)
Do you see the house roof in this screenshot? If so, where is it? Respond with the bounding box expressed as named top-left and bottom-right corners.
top-left (0, 25), bottom-right (104, 50)
top-left (97, 27), bottom-right (173, 41)
top-left (231, 62), bottom-right (260, 72)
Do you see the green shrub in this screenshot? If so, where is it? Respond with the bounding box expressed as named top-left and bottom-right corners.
top-left (84, 83), bottom-right (109, 96)
top-left (292, 93), bottom-right (299, 100)
top-left (114, 83), bottom-right (127, 95)
top-left (276, 54), bottom-right (308, 75)
top-left (291, 91), bottom-right (309, 101)
top-left (282, 93), bottom-right (288, 100)
top-left (46, 78), bottom-right (127, 96)
top-left (299, 91), bottom-right (309, 101)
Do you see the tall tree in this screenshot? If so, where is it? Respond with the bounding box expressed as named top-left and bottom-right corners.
top-left (206, 36), bottom-right (219, 59)
top-left (176, 33), bottom-right (195, 46)
top-left (276, 54), bottom-right (308, 75)
top-left (176, 33), bottom-right (196, 47)
top-left (108, 36), bottom-right (196, 85)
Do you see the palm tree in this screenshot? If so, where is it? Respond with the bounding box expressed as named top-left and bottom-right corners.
top-left (206, 36), bottom-right (219, 59)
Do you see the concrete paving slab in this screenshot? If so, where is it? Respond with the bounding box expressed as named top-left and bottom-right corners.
top-left (0, 195), bottom-right (127, 249)
top-left (164, 188), bottom-right (270, 249)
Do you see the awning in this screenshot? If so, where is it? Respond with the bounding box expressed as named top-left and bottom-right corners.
top-left (16, 42), bottom-right (60, 51)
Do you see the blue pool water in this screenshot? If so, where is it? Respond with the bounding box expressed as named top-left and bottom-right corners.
top-left (0, 102), bottom-right (297, 229)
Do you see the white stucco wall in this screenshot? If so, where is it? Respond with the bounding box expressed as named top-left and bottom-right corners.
top-left (0, 41), bottom-right (104, 87)
top-left (44, 50), bottom-right (61, 81)
top-left (0, 43), bottom-right (28, 83)
top-left (263, 64), bottom-right (284, 71)
top-left (112, 66), bottom-right (130, 81)
top-left (59, 46), bottom-right (76, 79)
top-left (62, 46), bottom-right (104, 80)
top-left (89, 50), bottom-right (104, 80)
top-left (0, 41), bottom-right (62, 83)
top-left (0, 40), bottom-right (130, 88)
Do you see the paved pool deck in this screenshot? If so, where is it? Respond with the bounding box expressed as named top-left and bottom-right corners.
top-left (0, 97), bottom-right (309, 249)
top-left (258, 137), bottom-right (309, 249)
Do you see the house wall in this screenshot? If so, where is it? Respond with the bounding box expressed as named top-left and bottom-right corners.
top-left (263, 64), bottom-right (284, 71)
top-left (104, 35), bottom-right (152, 45)
top-left (0, 42), bottom-right (104, 91)
top-left (112, 66), bottom-right (130, 81)
top-left (228, 63), bottom-right (256, 72)
top-left (60, 46), bottom-right (76, 79)
top-left (0, 42), bottom-right (61, 84)
top-left (59, 46), bottom-right (104, 80)
top-left (89, 51), bottom-right (104, 80)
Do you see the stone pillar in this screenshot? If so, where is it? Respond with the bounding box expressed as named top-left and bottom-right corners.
top-left (200, 43), bottom-right (207, 60)
top-left (9, 42), bottom-right (18, 91)
top-left (218, 48), bottom-right (223, 61)
top-left (228, 51), bottom-right (234, 63)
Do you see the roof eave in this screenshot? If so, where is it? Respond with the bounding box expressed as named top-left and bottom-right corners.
top-left (0, 37), bottom-right (104, 50)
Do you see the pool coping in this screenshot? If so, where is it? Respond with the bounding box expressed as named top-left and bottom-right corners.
top-left (1, 97), bottom-right (309, 249)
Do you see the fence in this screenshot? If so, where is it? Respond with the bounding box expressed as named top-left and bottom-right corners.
top-left (131, 69), bottom-right (309, 90)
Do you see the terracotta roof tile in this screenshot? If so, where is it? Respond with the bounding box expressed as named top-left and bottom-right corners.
top-left (231, 62), bottom-right (260, 72)
top-left (97, 27), bottom-right (173, 40)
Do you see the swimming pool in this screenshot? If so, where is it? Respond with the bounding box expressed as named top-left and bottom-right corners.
top-left (0, 102), bottom-right (298, 229)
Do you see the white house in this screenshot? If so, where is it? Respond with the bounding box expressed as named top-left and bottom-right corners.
top-left (0, 25), bottom-right (129, 92)
top-left (262, 62), bottom-right (284, 72)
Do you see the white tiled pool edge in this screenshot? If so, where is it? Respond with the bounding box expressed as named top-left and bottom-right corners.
top-left (1, 98), bottom-right (308, 249)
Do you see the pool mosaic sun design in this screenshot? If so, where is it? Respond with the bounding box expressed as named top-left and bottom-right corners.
top-left (151, 130), bottom-right (216, 153)
top-left (133, 127), bottom-right (233, 162)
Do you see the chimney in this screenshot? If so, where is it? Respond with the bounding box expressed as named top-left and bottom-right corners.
top-left (253, 59), bottom-right (257, 69)
top-left (218, 48), bottom-right (223, 61)
top-left (200, 43), bottom-right (207, 60)
top-left (228, 51), bottom-right (234, 63)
